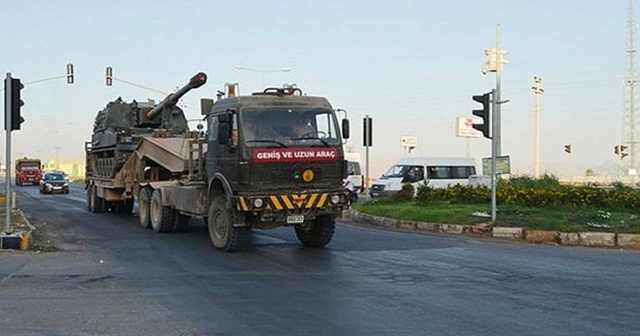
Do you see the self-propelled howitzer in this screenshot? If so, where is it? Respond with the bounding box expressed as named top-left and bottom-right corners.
top-left (88, 72), bottom-right (207, 178)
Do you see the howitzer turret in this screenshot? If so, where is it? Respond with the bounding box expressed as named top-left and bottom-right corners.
top-left (88, 72), bottom-right (208, 178)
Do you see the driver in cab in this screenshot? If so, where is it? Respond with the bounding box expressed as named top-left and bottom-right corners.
top-left (291, 112), bottom-right (316, 138)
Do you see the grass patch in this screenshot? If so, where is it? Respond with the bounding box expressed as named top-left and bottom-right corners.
top-left (352, 199), bottom-right (640, 234)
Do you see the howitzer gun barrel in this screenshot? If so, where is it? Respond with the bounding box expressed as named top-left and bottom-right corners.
top-left (146, 72), bottom-right (208, 120)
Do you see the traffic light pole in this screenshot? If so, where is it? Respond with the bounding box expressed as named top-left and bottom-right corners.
top-left (4, 73), bottom-right (13, 234)
top-left (490, 89), bottom-right (497, 223)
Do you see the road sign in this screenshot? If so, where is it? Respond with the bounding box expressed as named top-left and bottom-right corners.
top-left (456, 117), bottom-right (482, 138)
top-left (482, 155), bottom-right (511, 175)
top-left (400, 135), bottom-right (417, 148)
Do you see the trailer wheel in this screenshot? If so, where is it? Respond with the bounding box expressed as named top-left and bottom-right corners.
top-left (150, 189), bottom-right (174, 233)
top-left (294, 214), bottom-right (335, 247)
top-left (89, 186), bottom-right (105, 213)
top-left (207, 196), bottom-right (247, 252)
top-left (138, 188), bottom-right (152, 229)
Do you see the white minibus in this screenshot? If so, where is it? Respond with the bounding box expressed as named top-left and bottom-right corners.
top-left (369, 157), bottom-right (477, 197)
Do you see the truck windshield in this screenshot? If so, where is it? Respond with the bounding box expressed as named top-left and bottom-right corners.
top-left (20, 163), bottom-right (40, 169)
top-left (240, 108), bottom-right (340, 147)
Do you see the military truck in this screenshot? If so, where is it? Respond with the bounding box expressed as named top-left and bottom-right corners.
top-left (85, 74), bottom-right (350, 251)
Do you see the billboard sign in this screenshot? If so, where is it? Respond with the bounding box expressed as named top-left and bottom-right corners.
top-left (456, 117), bottom-right (482, 138)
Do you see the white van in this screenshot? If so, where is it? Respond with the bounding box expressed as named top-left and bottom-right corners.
top-left (344, 152), bottom-right (363, 192)
top-left (369, 157), bottom-right (477, 197)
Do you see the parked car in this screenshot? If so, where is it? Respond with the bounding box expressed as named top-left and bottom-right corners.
top-left (39, 172), bottom-right (70, 194)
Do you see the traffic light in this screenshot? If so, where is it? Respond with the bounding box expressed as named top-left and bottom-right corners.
top-left (472, 92), bottom-right (491, 139)
top-left (106, 66), bottom-right (113, 86)
top-left (363, 116), bottom-right (373, 147)
top-left (66, 63), bottom-right (74, 84)
top-left (620, 145), bottom-right (628, 159)
top-left (4, 77), bottom-right (24, 131)
top-left (564, 144), bottom-right (571, 154)
top-left (615, 145), bottom-right (629, 159)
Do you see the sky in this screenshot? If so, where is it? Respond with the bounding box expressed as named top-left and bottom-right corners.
top-left (0, 0), bottom-right (634, 179)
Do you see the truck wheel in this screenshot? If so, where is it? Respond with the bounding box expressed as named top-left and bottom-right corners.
top-left (295, 214), bottom-right (335, 247)
top-left (89, 186), bottom-right (105, 213)
top-left (150, 189), bottom-right (174, 233)
top-left (138, 188), bottom-right (152, 229)
top-left (207, 196), bottom-right (247, 252)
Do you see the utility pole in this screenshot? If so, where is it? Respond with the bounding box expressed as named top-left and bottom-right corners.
top-left (622, 0), bottom-right (639, 180)
top-left (532, 76), bottom-right (544, 178)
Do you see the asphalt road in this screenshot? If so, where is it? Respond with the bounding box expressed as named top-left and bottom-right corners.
top-left (1, 181), bottom-right (639, 336)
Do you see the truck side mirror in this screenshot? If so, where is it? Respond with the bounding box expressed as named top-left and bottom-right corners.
top-left (200, 98), bottom-right (214, 116)
top-left (342, 119), bottom-right (350, 139)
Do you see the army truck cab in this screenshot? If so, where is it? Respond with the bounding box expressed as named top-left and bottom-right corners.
top-left (201, 87), bottom-right (351, 250)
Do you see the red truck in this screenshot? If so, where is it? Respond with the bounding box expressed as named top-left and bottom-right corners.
top-left (15, 158), bottom-right (42, 186)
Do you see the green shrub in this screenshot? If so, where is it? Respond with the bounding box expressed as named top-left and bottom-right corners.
top-left (411, 173), bottom-right (640, 213)
top-left (393, 182), bottom-right (415, 201)
top-left (416, 183), bottom-right (435, 204)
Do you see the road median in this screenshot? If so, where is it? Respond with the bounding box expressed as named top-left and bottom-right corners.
top-left (344, 209), bottom-right (640, 249)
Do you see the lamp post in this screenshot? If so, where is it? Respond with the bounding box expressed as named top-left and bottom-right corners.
top-left (532, 76), bottom-right (544, 178)
top-left (234, 65), bottom-right (292, 88)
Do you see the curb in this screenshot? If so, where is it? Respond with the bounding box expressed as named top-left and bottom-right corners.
top-left (343, 209), bottom-right (640, 250)
top-left (0, 209), bottom-right (35, 251)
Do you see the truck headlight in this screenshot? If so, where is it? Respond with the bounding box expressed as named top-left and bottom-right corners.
top-left (331, 195), bottom-right (340, 204)
top-left (253, 198), bottom-right (263, 208)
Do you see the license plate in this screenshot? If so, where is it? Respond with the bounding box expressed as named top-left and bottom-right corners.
top-left (286, 215), bottom-right (305, 224)
top-left (53, 187), bottom-right (61, 190)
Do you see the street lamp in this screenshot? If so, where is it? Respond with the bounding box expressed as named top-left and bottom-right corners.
top-left (532, 76), bottom-right (544, 178)
top-left (234, 65), bottom-right (292, 88)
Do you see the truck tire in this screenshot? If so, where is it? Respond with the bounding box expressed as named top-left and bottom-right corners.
top-left (294, 214), bottom-right (335, 247)
top-left (207, 196), bottom-right (247, 252)
top-left (138, 188), bottom-right (152, 229)
top-left (89, 186), bottom-right (105, 213)
top-left (150, 189), bottom-right (174, 233)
